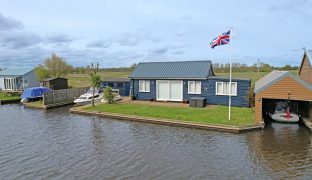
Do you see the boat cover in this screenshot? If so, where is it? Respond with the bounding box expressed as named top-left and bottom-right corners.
top-left (21, 87), bottom-right (52, 99)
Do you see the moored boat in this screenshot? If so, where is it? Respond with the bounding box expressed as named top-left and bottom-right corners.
top-left (21, 87), bottom-right (52, 103)
top-left (270, 101), bottom-right (300, 123)
top-left (74, 87), bottom-right (103, 105)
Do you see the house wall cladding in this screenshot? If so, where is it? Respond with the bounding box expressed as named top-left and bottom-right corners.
top-left (102, 81), bottom-right (130, 96)
top-left (23, 71), bottom-right (40, 88)
top-left (132, 80), bottom-right (157, 100)
top-left (131, 78), bottom-right (250, 107)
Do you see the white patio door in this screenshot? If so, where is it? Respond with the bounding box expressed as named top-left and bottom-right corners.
top-left (156, 80), bottom-right (183, 101)
top-left (4, 78), bottom-right (14, 90)
top-left (157, 81), bottom-right (170, 100)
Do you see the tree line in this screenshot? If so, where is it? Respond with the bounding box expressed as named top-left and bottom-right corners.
top-left (34, 53), bottom-right (299, 80)
top-left (212, 62), bottom-right (298, 73)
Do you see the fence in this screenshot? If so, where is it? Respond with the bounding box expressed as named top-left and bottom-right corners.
top-left (43, 88), bottom-right (88, 107)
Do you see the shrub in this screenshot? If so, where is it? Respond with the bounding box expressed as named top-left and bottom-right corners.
top-left (248, 83), bottom-right (255, 107)
top-left (104, 86), bottom-right (114, 104)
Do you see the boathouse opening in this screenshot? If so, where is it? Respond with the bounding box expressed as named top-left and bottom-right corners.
top-left (261, 98), bottom-right (311, 123)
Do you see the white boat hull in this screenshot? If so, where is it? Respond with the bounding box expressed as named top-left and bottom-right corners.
top-left (74, 98), bottom-right (102, 106)
top-left (271, 112), bottom-right (300, 123)
top-left (21, 98), bottom-right (28, 103)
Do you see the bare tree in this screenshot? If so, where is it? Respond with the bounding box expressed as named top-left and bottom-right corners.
top-left (35, 53), bottom-right (73, 80)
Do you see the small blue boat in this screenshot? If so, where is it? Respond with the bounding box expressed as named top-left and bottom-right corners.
top-left (21, 87), bottom-right (52, 103)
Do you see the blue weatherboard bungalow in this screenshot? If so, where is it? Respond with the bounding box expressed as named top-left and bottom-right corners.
top-left (129, 61), bottom-right (251, 107)
top-left (0, 68), bottom-right (40, 91)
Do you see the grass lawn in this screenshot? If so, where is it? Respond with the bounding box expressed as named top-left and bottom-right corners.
top-left (66, 71), bottom-right (130, 87)
top-left (83, 103), bottom-right (256, 127)
top-left (216, 70), bottom-right (298, 84)
top-left (0, 92), bottom-right (20, 101)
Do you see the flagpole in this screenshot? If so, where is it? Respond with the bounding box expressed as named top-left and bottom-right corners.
top-left (228, 27), bottom-right (233, 121)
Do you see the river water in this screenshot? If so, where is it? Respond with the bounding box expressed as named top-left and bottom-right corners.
top-left (0, 104), bottom-right (311, 179)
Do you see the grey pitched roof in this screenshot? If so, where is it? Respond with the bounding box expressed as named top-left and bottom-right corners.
top-left (129, 60), bottom-right (214, 79)
top-left (254, 70), bottom-right (312, 94)
top-left (103, 78), bottom-right (130, 82)
top-left (0, 68), bottom-right (34, 76)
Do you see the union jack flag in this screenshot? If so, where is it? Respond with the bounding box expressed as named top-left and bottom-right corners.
top-left (210, 30), bottom-right (231, 49)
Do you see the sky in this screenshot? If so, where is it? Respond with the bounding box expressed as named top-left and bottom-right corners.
top-left (0, 0), bottom-right (311, 68)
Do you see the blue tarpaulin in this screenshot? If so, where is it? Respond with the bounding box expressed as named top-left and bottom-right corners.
top-left (21, 87), bottom-right (52, 99)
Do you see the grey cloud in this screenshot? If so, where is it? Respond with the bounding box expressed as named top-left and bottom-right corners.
top-left (170, 43), bottom-right (190, 55)
top-left (117, 32), bottom-right (141, 46)
top-left (152, 46), bottom-right (168, 55)
top-left (86, 40), bottom-right (112, 48)
top-left (115, 28), bottom-right (162, 46)
top-left (0, 31), bottom-right (42, 49)
top-left (0, 13), bottom-right (42, 49)
top-left (149, 43), bottom-right (189, 56)
top-left (0, 46), bottom-right (47, 68)
top-left (45, 33), bottom-right (76, 43)
top-left (0, 13), bottom-right (23, 31)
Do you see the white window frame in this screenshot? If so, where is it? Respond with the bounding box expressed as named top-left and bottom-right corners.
top-left (215, 82), bottom-right (237, 96)
top-left (139, 80), bottom-right (150, 92)
top-left (188, 81), bottom-right (201, 94)
top-left (4, 78), bottom-right (16, 90)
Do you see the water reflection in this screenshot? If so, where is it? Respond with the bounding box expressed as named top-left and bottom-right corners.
top-left (0, 104), bottom-right (311, 179)
top-left (247, 122), bottom-right (312, 179)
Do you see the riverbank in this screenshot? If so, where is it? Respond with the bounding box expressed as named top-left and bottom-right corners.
top-left (0, 92), bottom-right (20, 105)
top-left (23, 101), bottom-right (47, 109)
top-left (70, 102), bottom-right (263, 133)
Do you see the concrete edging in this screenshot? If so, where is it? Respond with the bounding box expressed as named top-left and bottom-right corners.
top-left (69, 108), bottom-right (264, 133)
top-left (23, 102), bottom-right (74, 110)
top-left (23, 103), bottom-right (47, 110)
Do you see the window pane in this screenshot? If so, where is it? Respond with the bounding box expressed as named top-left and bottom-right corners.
top-left (231, 83), bottom-right (236, 95)
top-left (139, 81), bottom-right (144, 91)
top-left (195, 81), bottom-right (201, 94)
top-left (145, 81), bottom-right (150, 92)
top-left (216, 82), bottom-right (222, 94)
top-left (223, 82), bottom-right (229, 95)
top-left (189, 81), bottom-right (194, 93)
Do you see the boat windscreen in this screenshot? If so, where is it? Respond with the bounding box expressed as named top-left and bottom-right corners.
top-left (275, 101), bottom-right (288, 112)
top-left (78, 97), bottom-right (88, 100)
top-left (86, 89), bottom-right (100, 94)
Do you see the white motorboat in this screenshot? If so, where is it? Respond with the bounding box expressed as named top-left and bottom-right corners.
top-left (74, 88), bottom-right (103, 105)
top-left (270, 101), bottom-right (300, 123)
